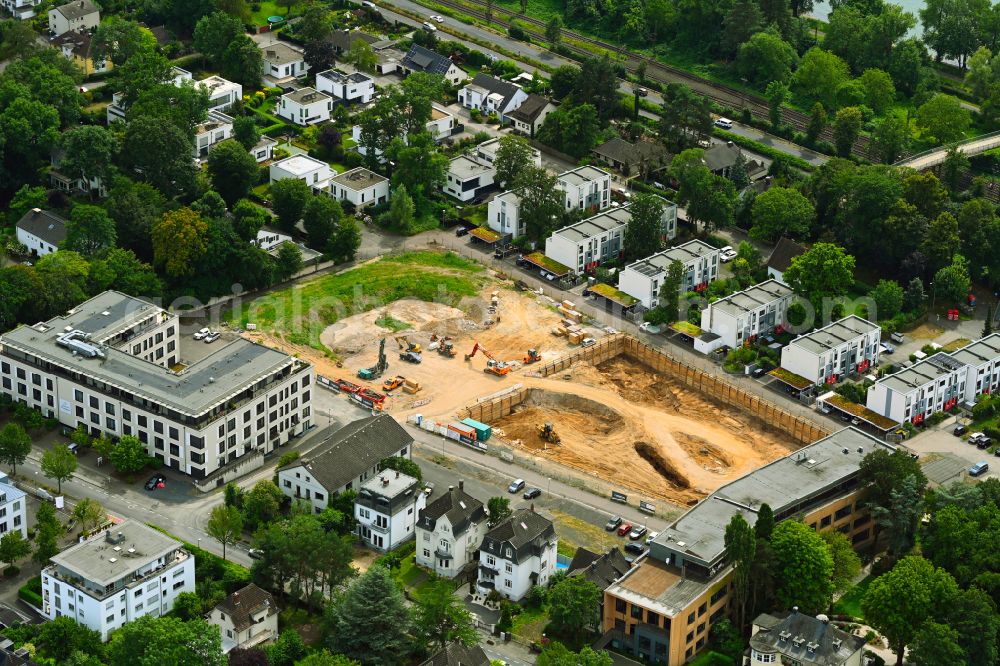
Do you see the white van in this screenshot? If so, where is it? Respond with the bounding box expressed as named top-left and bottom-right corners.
top-left (714, 117), bottom-right (733, 130)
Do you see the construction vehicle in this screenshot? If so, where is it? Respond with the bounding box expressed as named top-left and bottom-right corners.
top-left (465, 342), bottom-right (513, 376)
top-left (524, 348), bottom-right (542, 364)
top-left (335, 378), bottom-right (362, 394)
top-left (396, 336), bottom-right (421, 353)
top-left (358, 339), bottom-right (389, 380)
top-left (538, 422), bottom-right (561, 445)
top-left (400, 351), bottom-right (422, 364)
top-left (383, 375), bottom-right (405, 391)
top-left (438, 337), bottom-right (456, 357)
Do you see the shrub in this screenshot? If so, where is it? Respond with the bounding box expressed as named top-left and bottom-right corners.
top-left (508, 21), bottom-right (527, 40)
top-left (5, 566), bottom-right (20, 577)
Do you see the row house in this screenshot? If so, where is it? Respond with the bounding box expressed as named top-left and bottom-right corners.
top-left (780, 315), bottom-right (882, 385)
top-left (617, 240), bottom-right (720, 309)
top-left (699, 279), bottom-right (794, 350)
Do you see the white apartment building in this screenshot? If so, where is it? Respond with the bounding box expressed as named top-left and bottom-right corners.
top-left (780, 315), bottom-right (881, 385)
top-left (415, 481), bottom-right (487, 578)
top-left (355, 470), bottom-right (426, 551)
top-left (477, 508), bottom-right (557, 602)
top-left (316, 70), bottom-right (375, 105)
top-left (699, 279), bottom-right (794, 349)
top-left (193, 110), bottom-right (234, 159)
top-left (557, 166), bottom-right (612, 212)
top-left (443, 154), bottom-right (495, 202)
top-left (0, 291), bottom-right (313, 479)
top-left (618, 240), bottom-right (720, 309)
top-left (0, 481), bottom-right (26, 539)
top-left (277, 414), bottom-right (414, 513)
top-left (261, 42), bottom-right (307, 83)
top-left (269, 154), bottom-right (334, 189)
top-left (40, 522), bottom-right (195, 641)
top-left (48, 0), bottom-right (98, 36)
top-left (487, 191), bottom-right (522, 237)
top-left (277, 87), bottom-right (333, 126)
top-left (324, 167), bottom-right (390, 208)
top-left (15, 209), bottom-right (66, 257)
top-left (545, 207), bottom-right (630, 274)
top-left (107, 68), bottom-right (240, 123)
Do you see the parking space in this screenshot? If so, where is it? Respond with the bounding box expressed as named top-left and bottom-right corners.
top-left (176, 328), bottom-right (241, 366)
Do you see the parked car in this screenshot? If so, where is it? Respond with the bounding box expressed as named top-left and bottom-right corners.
top-left (970, 461), bottom-right (990, 477)
top-left (523, 487), bottom-right (542, 500)
top-left (624, 542), bottom-right (645, 555)
top-left (970, 432), bottom-right (986, 445)
top-left (455, 226), bottom-right (469, 237)
top-left (638, 322), bottom-right (661, 334)
top-left (247, 548), bottom-right (264, 560)
top-left (67, 442), bottom-right (80, 455)
top-left (193, 327), bottom-right (210, 340)
top-left (719, 246), bottom-right (737, 262)
top-left (752, 366), bottom-right (766, 378)
top-left (645, 531), bottom-right (659, 545)
top-left (144, 473), bottom-right (166, 491)
top-left (636, 87), bottom-right (648, 97)
top-left (605, 515), bottom-right (623, 531)
top-left (204, 331), bottom-right (221, 343)
top-left (35, 488), bottom-right (54, 502)
top-left (581, 337), bottom-right (596, 347)
top-left (714, 117), bottom-right (734, 129)
top-left (508, 478), bottom-right (525, 493)
top-left (629, 525), bottom-right (648, 540)
top-left (978, 437), bottom-right (993, 450)
top-left (890, 332), bottom-right (905, 344)
top-left (617, 522), bottom-right (633, 537)
top-left (954, 425), bottom-right (968, 436)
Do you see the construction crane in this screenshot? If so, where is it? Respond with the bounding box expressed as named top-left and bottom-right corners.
top-left (465, 342), bottom-right (512, 376)
top-left (538, 422), bottom-right (561, 446)
top-left (524, 348), bottom-right (542, 364)
top-left (395, 336), bottom-right (421, 353)
top-left (357, 339), bottom-right (389, 380)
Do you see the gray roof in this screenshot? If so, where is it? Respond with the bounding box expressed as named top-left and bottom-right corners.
top-left (262, 42), bottom-right (304, 66)
top-left (402, 44), bottom-right (454, 75)
top-left (558, 165), bottom-right (610, 187)
top-left (947, 333), bottom-right (1000, 368)
top-left (507, 94), bottom-right (551, 124)
top-left (568, 547), bottom-right (631, 589)
top-left (878, 350), bottom-right (970, 394)
top-left (49, 521), bottom-right (183, 587)
top-left (0, 291), bottom-right (305, 418)
top-left (15, 209), bottom-right (66, 246)
top-left (467, 72), bottom-right (522, 108)
top-left (593, 137), bottom-right (670, 169)
top-left (0, 483), bottom-right (26, 506)
top-left (605, 556), bottom-right (717, 620)
top-left (703, 143), bottom-right (741, 172)
top-left (449, 154), bottom-right (493, 181)
top-left (332, 167), bottom-right (388, 191)
top-left (52, 0), bottom-right (98, 20)
top-left (767, 237), bottom-right (806, 273)
top-left (553, 206), bottom-right (630, 243)
top-left (480, 508), bottom-right (555, 565)
top-left (214, 584), bottom-right (277, 632)
top-left (418, 486), bottom-right (486, 535)
top-left (51, 28), bottom-right (94, 57)
top-left (625, 240), bottom-right (718, 277)
top-left (420, 642), bottom-right (490, 666)
top-left (359, 469), bottom-right (418, 500)
top-left (709, 279), bottom-right (793, 318)
top-left (278, 415), bottom-right (413, 492)
top-left (786, 315), bottom-right (880, 356)
top-left (317, 69), bottom-right (374, 85)
top-left (282, 87), bottom-right (331, 105)
top-left (328, 29), bottom-right (379, 52)
top-left (750, 611), bottom-right (866, 665)
top-left (652, 428), bottom-right (894, 569)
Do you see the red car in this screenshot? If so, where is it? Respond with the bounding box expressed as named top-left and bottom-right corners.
top-left (617, 522), bottom-right (633, 537)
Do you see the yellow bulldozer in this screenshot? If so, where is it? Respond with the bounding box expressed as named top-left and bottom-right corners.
top-left (396, 336), bottom-right (421, 353)
top-left (538, 422), bottom-right (561, 446)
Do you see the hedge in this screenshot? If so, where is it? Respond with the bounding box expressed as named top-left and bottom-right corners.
top-left (148, 525), bottom-right (251, 593)
top-left (712, 129), bottom-right (816, 172)
top-left (18, 576), bottom-right (41, 608)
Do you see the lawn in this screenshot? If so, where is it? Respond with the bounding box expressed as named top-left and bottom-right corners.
top-left (511, 605), bottom-right (549, 641)
top-left (688, 652), bottom-right (735, 666)
top-left (250, 0), bottom-right (296, 27)
top-left (375, 314), bottom-right (411, 332)
top-left (229, 251), bottom-right (485, 353)
top-left (833, 574), bottom-right (874, 620)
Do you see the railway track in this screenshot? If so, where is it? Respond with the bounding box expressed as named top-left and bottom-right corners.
top-left (420, 0), bottom-right (873, 159)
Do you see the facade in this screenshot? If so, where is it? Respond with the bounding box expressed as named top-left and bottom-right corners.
top-left (415, 481), bottom-right (488, 578)
top-left (749, 611), bottom-right (865, 666)
top-left (277, 87), bottom-right (333, 126)
top-left (2, 0), bottom-right (41, 19)
top-left (206, 583), bottom-right (278, 653)
top-left (557, 166), bottom-right (612, 212)
top-left (780, 315), bottom-right (882, 385)
top-left (15, 209), bottom-right (66, 257)
top-left (487, 191), bottom-right (522, 237)
top-left (252, 136), bottom-right (278, 163)
top-left (443, 154), bottom-right (495, 202)
top-left (106, 68), bottom-right (240, 123)
top-left (261, 43), bottom-right (308, 82)
top-left (766, 237), bottom-right (805, 284)
top-left (48, 0), bottom-right (98, 35)
top-left (400, 44), bottom-right (466, 86)
top-left (602, 428), bottom-right (893, 666)
top-left (866, 334), bottom-right (1000, 424)
top-left (51, 29), bottom-right (109, 75)
top-left (618, 241), bottom-right (721, 309)
top-left (316, 70), bottom-right (375, 105)
top-left (276, 414), bottom-right (414, 513)
top-left (507, 94), bottom-right (556, 138)
top-left (324, 167), bottom-right (390, 208)
top-left (0, 291), bottom-right (313, 478)
top-left (0, 482), bottom-right (26, 539)
top-left (355, 470), bottom-right (426, 551)
top-left (476, 508), bottom-right (557, 601)
top-left (193, 110), bottom-right (234, 159)
top-left (699, 279), bottom-right (794, 349)
top-left (40, 522), bottom-right (195, 641)
top-left (269, 154), bottom-right (335, 189)
top-left (458, 73), bottom-right (528, 120)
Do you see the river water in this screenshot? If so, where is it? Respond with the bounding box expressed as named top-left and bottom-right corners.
top-left (810, 0), bottom-right (926, 33)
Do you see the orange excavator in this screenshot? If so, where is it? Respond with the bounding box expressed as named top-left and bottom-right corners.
top-left (465, 342), bottom-right (513, 376)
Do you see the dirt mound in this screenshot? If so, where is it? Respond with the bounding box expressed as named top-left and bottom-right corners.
top-left (500, 391), bottom-right (625, 448)
top-left (673, 432), bottom-right (732, 473)
top-left (320, 299), bottom-right (475, 355)
top-left (634, 441), bottom-right (691, 489)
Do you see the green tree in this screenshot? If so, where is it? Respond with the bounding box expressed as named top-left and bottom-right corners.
top-left (109, 435), bottom-right (148, 474)
top-left (863, 556), bottom-right (960, 666)
top-left (106, 615), bottom-right (225, 666)
top-left (536, 643), bottom-right (612, 666)
top-left (270, 178), bottom-right (313, 233)
top-left (386, 185), bottom-right (416, 233)
top-left (302, 195), bottom-right (342, 249)
top-left (833, 107), bottom-right (863, 158)
top-left (172, 592), bottom-right (204, 621)
top-left (297, 4), bottom-right (333, 43)
top-left (547, 576), bottom-right (601, 642)
top-left (206, 504), bottom-right (243, 561)
top-left (264, 630), bottom-right (308, 666)
top-left (765, 80), bottom-right (790, 130)
top-left (104, 177), bottom-right (164, 260)
top-left (487, 497), bottom-right (512, 527)
top-left (41, 444), bottom-right (77, 493)
top-left (724, 514), bottom-right (756, 631)
top-left (0, 531), bottom-right (30, 571)
top-left (722, 0), bottom-right (764, 56)
top-left (933, 254), bottom-right (972, 305)
top-left (657, 83), bottom-right (713, 151)
top-left (275, 243), bottom-right (303, 281)
top-left (545, 16), bottom-right (562, 46)
top-left (859, 68), bottom-right (897, 114)
top-left (35, 615), bottom-right (104, 663)
top-left (870, 115), bottom-right (911, 164)
top-left (243, 480), bottom-right (284, 529)
top-left (911, 621), bottom-right (967, 666)
top-left (221, 35), bottom-right (264, 88)
top-left (4, 185), bottom-right (47, 227)
top-left (821, 530), bottom-right (861, 592)
top-left (207, 140), bottom-right (259, 206)
top-left (414, 577), bottom-right (478, 650)
top-left (869, 279), bottom-right (904, 320)
top-left (152, 208), bottom-right (209, 278)
top-left (33, 501), bottom-right (63, 565)
top-left (193, 12), bottom-right (244, 63)
top-left (738, 30), bottom-right (797, 85)
top-left (58, 125), bottom-right (119, 197)
top-left (770, 521), bottom-right (834, 614)
top-left (517, 167), bottom-right (565, 241)
top-left (493, 135), bottom-right (537, 188)
top-left (904, 277), bottom-right (926, 311)
top-left (296, 651), bottom-right (360, 666)
top-left (794, 48), bottom-right (851, 108)
top-left (65, 205), bottom-right (117, 257)
top-left (387, 132), bottom-right (448, 213)
top-left (0, 423), bottom-right (30, 477)
top-left (120, 115), bottom-right (198, 198)
top-left (784, 243), bottom-right (856, 313)
top-left (324, 565), bottom-right (412, 665)
top-left (232, 200), bottom-right (267, 243)
top-left (622, 194), bottom-right (665, 261)
top-left (916, 93), bottom-right (971, 145)
top-left (346, 38), bottom-right (378, 73)
top-left (232, 116), bottom-right (261, 152)
top-left (806, 102), bottom-right (827, 145)
top-left (328, 216), bottom-right (361, 263)
top-left (750, 187), bottom-right (814, 242)
top-left (71, 498), bottom-right (105, 533)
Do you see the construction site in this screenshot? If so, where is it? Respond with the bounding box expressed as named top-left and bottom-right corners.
top-left (272, 276), bottom-right (826, 508)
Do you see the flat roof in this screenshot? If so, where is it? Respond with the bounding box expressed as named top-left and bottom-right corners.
top-left (50, 521), bottom-right (182, 587)
top-left (195, 109), bottom-right (234, 135)
top-left (786, 315), bottom-right (880, 356)
top-left (553, 207), bottom-right (630, 243)
top-left (449, 154), bottom-right (493, 180)
top-left (652, 428), bottom-right (893, 568)
top-left (273, 154), bottom-right (329, 176)
top-left (359, 470), bottom-right (418, 499)
top-left (625, 241), bottom-right (719, 278)
top-left (710, 279), bottom-right (793, 318)
top-left (949, 333), bottom-right (1000, 368)
top-left (317, 69), bottom-right (373, 85)
top-left (283, 87), bottom-right (331, 105)
top-left (558, 165), bottom-right (610, 187)
top-left (332, 167), bottom-right (387, 190)
top-left (606, 557), bottom-right (717, 619)
top-left (198, 75), bottom-right (240, 94)
top-left (878, 351), bottom-right (968, 394)
top-left (0, 292), bottom-right (303, 418)
top-left (430, 104), bottom-right (451, 121)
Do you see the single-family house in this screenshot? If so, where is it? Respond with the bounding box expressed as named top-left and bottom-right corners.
top-left (473, 136), bottom-right (540, 168)
top-left (374, 46), bottom-right (405, 75)
top-left (252, 136), bottom-right (278, 163)
top-left (51, 29), bottom-right (109, 75)
top-left (415, 481), bottom-right (488, 578)
top-left (276, 87), bottom-right (333, 126)
top-left (261, 42), bottom-right (308, 83)
top-left (780, 315), bottom-right (882, 385)
top-left (3, 0), bottom-right (41, 19)
top-left (400, 44), bottom-right (465, 86)
top-left (591, 137), bottom-right (671, 178)
top-left (350, 102), bottom-right (454, 157)
top-left (324, 167), bottom-right (390, 208)
top-left (476, 507), bottom-right (557, 601)
top-left (443, 154), bottom-right (495, 202)
top-left (766, 237), bottom-right (806, 284)
top-left (458, 73), bottom-right (528, 120)
top-left (206, 584), bottom-right (278, 653)
top-left (269, 154), bottom-right (335, 189)
top-left (749, 610), bottom-right (866, 666)
top-left (316, 69), bottom-right (375, 105)
top-left (355, 470), bottom-right (426, 551)
top-left (49, 149), bottom-right (107, 197)
top-left (327, 29), bottom-right (379, 55)
top-left (618, 240), bottom-right (721, 309)
top-left (48, 0), bottom-right (98, 36)
top-left (193, 110), bottom-right (234, 159)
top-left (15, 209), bottom-right (66, 257)
top-left (191, 72), bottom-right (243, 111)
top-left (254, 227), bottom-right (293, 252)
top-left (506, 94), bottom-right (555, 138)
top-left (487, 190), bottom-right (522, 237)
top-left (699, 279), bottom-right (794, 349)
top-left (276, 414), bottom-right (414, 513)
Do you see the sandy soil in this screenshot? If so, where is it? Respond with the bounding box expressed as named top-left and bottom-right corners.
top-left (909, 322), bottom-right (946, 340)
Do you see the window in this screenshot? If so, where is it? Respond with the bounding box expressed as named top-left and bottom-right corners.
top-left (751, 651), bottom-right (776, 663)
top-left (834, 504), bottom-right (853, 521)
top-left (631, 605), bottom-right (643, 619)
top-left (647, 610), bottom-right (659, 626)
top-left (820, 515), bottom-right (832, 528)
top-left (687, 612), bottom-right (695, 624)
top-left (697, 602), bottom-right (707, 616)
top-left (505, 563), bottom-right (512, 573)
top-left (615, 599), bottom-right (626, 613)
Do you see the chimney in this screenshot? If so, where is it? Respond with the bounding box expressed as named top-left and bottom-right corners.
top-left (395, 471), bottom-right (399, 479)
top-left (233, 592), bottom-right (240, 606)
top-left (448, 485), bottom-right (454, 492)
top-left (792, 606), bottom-right (798, 614)
top-left (459, 479), bottom-right (464, 491)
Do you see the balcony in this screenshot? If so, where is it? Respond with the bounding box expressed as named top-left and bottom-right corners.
top-left (435, 549), bottom-right (454, 560)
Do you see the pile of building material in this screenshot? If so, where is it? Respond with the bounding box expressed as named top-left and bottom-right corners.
top-left (552, 316), bottom-right (586, 341)
top-left (402, 378), bottom-right (422, 394)
top-left (557, 299), bottom-right (583, 322)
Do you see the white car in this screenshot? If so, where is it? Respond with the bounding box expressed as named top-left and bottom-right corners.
top-left (639, 322), bottom-right (661, 334)
top-left (422, 20), bottom-right (437, 31)
top-left (204, 331), bottom-right (221, 343)
top-left (719, 246), bottom-right (737, 263)
top-left (714, 117), bottom-right (733, 130)
top-left (193, 327), bottom-right (210, 340)
top-left (581, 337), bottom-right (596, 347)
top-left (430, 14), bottom-right (444, 22)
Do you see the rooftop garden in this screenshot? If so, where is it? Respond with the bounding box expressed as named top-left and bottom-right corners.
top-left (826, 394), bottom-right (899, 431)
top-left (590, 282), bottom-right (639, 307)
top-left (769, 367), bottom-right (814, 390)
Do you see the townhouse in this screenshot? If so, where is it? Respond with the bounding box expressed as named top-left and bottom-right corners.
top-left (415, 481), bottom-right (488, 578)
top-left (618, 240), bottom-right (720, 309)
top-left (261, 42), bottom-right (308, 83)
top-left (779, 315), bottom-right (881, 385)
top-left (277, 87), bottom-right (333, 126)
top-left (951, 334), bottom-right (1000, 402)
top-left (48, 0), bottom-right (98, 36)
top-left (316, 70), bottom-right (375, 105)
top-left (269, 154), bottom-right (335, 189)
top-left (458, 73), bottom-right (528, 120)
top-left (477, 508), bottom-right (557, 601)
top-left (322, 167), bottom-right (390, 208)
top-left (15, 209), bottom-right (66, 257)
top-left (206, 583), bottom-right (278, 653)
top-left (601, 428), bottom-right (893, 665)
top-left (699, 279), bottom-right (794, 349)
top-left (355, 470), bottom-right (426, 551)
top-left (0, 291), bottom-right (313, 479)
top-left (487, 191), bottom-right (522, 237)
top-left (41, 522), bottom-right (195, 640)
top-left (400, 44), bottom-right (466, 86)
top-left (558, 166), bottom-right (612, 212)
